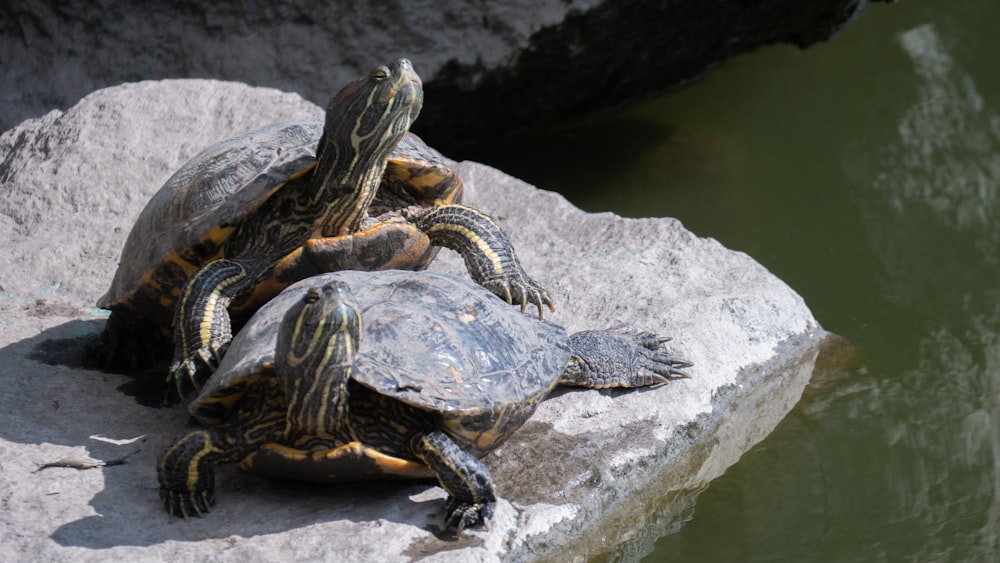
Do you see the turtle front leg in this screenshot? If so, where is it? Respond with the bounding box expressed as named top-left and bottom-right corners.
top-left (406, 204), bottom-right (555, 318)
top-left (560, 328), bottom-right (693, 388)
top-left (157, 428), bottom-right (229, 520)
top-left (158, 383), bottom-right (284, 520)
top-left (169, 259), bottom-right (251, 401)
top-left (411, 430), bottom-right (497, 535)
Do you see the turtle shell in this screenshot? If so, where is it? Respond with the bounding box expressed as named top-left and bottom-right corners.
top-left (193, 270), bottom-right (570, 455)
top-left (97, 120), bottom-right (461, 327)
top-left (98, 120), bottom-right (321, 323)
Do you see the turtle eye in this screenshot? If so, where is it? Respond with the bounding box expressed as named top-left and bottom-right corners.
top-left (304, 288), bottom-right (321, 303)
top-left (372, 66), bottom-right (390, 81)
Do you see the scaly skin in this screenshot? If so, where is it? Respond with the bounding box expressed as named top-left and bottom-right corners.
top-left (157, 378), bottom-right (285, 520)
top-left (407, 204), bottom-right (554, 318)
top-left (560, 328), bottom-right (693, 388)
top-left (156, 273), bottom-right (691, 536)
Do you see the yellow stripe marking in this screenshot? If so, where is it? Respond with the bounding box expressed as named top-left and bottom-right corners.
top-left (426, 223), bottom-right (504, 275)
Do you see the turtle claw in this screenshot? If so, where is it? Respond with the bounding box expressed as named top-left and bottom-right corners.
top-left (634, 332), bottom-right (671, 350)
top-left (166, 342), bottom-right (230, 403)
top-left (640, 361), bottom-right (692, 385)
top-left (609, 328), bottom-right (692, 380)
top-left (564, 328), bottom-right (692, 388)
top-left (482, 277), bottom-right (555, 319)
top-left (638, 337), bottom-right (693, 381)
top-left (653, 355), bottom-right (694, 379)
top-left (516, 285), bottom-right (555, 320)
top-left (444, 498), bottom-right (495, 535)
top-left (497, 281), bottom-right (514, 305)
top-left (160, 487), bottom-right (215, 523)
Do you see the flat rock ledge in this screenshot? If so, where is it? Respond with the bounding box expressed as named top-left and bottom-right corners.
top-left (0, 81), bottom-right (825, 561)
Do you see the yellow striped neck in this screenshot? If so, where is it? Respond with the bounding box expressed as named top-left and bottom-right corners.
top-left (282, 330), bottom-right (353, 444)
top-left (311, 135), bottom-right (389, 237)
top-left (309, 59), bottom-right (423, 237)
top-left (275, 284), bottom-right (363, 447)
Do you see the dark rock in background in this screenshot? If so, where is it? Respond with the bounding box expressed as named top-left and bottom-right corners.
top-left (2, 0), bottom-right (888, 154)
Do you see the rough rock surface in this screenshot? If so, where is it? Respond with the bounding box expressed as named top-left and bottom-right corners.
top-left (0, 80), bottom-right (824, 561)
top-left (1, 0), bottom-right (889, 153)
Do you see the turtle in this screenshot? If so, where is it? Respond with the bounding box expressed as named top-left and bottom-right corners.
top-left (92, 58), bottom-right (553, 400)
top-left (157, 270), bottom-right (692, 534)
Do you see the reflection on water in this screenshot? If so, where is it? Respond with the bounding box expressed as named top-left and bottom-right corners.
top-left (466, 0), bottom-right (1000, 560)
top-left (839, 20), bottom-right (1000, 560)
top-left (856, 23), bottom-right (1000, 315)
top-left (647, 6), bottom-right (1000, 562)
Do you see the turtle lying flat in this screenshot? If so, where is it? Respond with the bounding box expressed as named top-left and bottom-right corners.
top-left (93, 58), bottom-right (553, 400)
top-left (157, 270), bottom-right (691, 534)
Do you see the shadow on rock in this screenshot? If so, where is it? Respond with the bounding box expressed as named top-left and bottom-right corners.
top-left (49, 473), bottom-right (445, 549)
top-left (1, 320), bottom-right (468, 551)
top-left (26, 319), bottom-right (172, 407)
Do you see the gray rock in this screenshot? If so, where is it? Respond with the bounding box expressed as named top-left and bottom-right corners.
top-left (0, 80), bottom-right (825, 561)
top-left (2, 0), bottom-right (889, 152)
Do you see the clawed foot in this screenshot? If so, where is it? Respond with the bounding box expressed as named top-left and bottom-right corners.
top-left (159, 487), bottom-right (215, 522)
top-left (563, 327), bottom-right (693, 388)
top-left (166, 341), bottom-right (229, 403)
top-left (444, 497), bottom-right (495, 535)
top-left (630, 331), bottom-right (693, 382)
top-left (482, 276), bottom-right (555, 319)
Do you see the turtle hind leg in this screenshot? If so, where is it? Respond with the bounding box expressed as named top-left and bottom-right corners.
top-left (411, 430), bottom-right (496, 535)
top-left (86, 309), bottom-right (171, 374)
top-left (560, 328), bottom-right (693, 389)
top-left (406, 204), bottom-right (555, 318)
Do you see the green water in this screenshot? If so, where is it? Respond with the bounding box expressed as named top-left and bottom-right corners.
top-left (466, 1), bottom-right (1000, 560)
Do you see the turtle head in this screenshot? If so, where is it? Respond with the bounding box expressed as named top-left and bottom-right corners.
top-left (275, 281), bottom-right (362, 442)
top-left (329, 58), bottom-right (423, 136)
top-left (317, 58), bottom-right (424, 235)
top-left (278, 282), bottom-right (362, 366)
top-left (322, 58), bottom-right (423, 175)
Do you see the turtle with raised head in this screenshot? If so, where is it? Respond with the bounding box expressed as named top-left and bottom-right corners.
top-left (93, 58), bottom-right (552, 399)
top-left (157, 270), bottom-right (691, 534)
